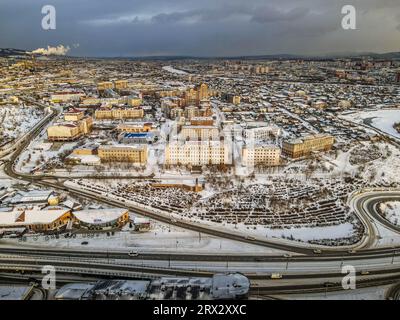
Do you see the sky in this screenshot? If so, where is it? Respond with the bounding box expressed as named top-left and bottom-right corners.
top-left (0, 0), bottom-right (399, 57)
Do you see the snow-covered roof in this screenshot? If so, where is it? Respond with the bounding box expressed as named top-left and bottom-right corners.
top-left (73, 209), bottom-right (128, 225)
top-left (0, 209), bottom-right (70, 227)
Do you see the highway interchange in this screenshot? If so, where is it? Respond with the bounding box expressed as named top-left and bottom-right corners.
top-left (1, 96), bottom-right (400, 298)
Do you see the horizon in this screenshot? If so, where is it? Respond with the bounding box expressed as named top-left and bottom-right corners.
top-left (1, 0), bottom-right (399, 57)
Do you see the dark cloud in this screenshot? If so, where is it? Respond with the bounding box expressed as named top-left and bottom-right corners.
top-left (251, 6), bottom-right (309, 24)
top-left (0, 0), bottom-right (398, 56)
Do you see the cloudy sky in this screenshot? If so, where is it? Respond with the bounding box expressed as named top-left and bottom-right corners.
top-left (0, 0), bottom-right (399, 57)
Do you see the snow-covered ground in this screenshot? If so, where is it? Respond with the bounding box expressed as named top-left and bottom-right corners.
top-left (0, 104), bottom-right (44, 143)
top-left (284, 285), bottom-right (389, 300)
top-left (341, 109), bottom-right (400, 139)
top-left (379, 201), bottom-right (400, 226)
top-left (162, 66), bottom-right (188, 75)
top-left (2, 220), bottom-right (286, 254)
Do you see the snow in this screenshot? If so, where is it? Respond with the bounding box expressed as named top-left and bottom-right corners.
top-left (4, 222), bottom-right (286, 254)
top-left (0, 104), bottom-right (44, 143)
top-left (379, 201), bottom-right (400, 226)
top-left (162, 66), bottom-right (188, 75)
top-left (341, 109), bottom-right (400, 139)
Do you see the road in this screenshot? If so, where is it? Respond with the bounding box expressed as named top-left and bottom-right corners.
top-left (2, 95), bottom-right (400, 297)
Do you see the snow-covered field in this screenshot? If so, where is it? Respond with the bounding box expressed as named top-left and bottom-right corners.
top-left (0, 105), bottom-right (43, 141)
top-left (379, 201), bottom-right (400, 226)
top-left (162, 66), bottom-right (188, 75)
top-left (341, 109), bottom-right (400, 139)
top-left (2, 220), bottom-right (285, 254)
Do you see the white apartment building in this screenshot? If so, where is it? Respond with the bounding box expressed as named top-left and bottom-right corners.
top-left (180, 125), bottom-right (220, 141)
top-left (243, 126), bottom-right (281, 141)
top-left (165, 141), bottom-right (231, 166)
top-left (242, 145), bottom-right (281, 166)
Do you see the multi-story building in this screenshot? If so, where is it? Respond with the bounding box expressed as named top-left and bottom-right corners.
top-left (47, 123), bottom-right (82, 141)
top-left (242, 145), bottom-right (281, 166)
top-left (47, 117), bottom-right (93, 141)
top-left (243, 126), bottom-right (281, 141)
top-left (117, 123), bottom-right (153, 133)
top-left (97, 81), bottom-right (113, 92)
top-left (282, 134), bottom-right (334, 158)
top-left (185, 83), bottom-right (209, 106)
top-left (95, 108), bottom-right (144, 120)
top-left (190, 116), bottom-right (214, 126)
top-left (180, 125), bottom-right (220, 141)
top-left (98, 145), bottom-right (148, 164)
top-left (165, 141), bottom-right (231, 166)
top-left (50, 92), bottom-right (85, 103)
top-left (64, 109), bottom-right (84, 122)
top-left (114, 80), bottom-right (128, 91)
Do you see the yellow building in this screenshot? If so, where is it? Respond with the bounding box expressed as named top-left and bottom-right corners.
top-left (47, 124), bottom-right (82, 141)
top-left (242, 145), bottom-right (281, 166)
top-left (114, 80), bottom-right (128, 90)
top-left (117, 123), bottom-right (153, 133)
top-left (64, 109), bottom-right (84, 122)
top-left (180, 125), bottom-right (220, 141)
top-left (98, 145), bottom-right (148, 164)
top-left (47, 117), bottom-right (93, 141)
top-left (0, 209), bottom-right (73, 233)
top-left (95, 108), bottom-right (144, 120)
top-left (77, 117), bottom-right (93, 134)
top-left (128, 97), bottom-right (143, 107)
top-left (185, 83), bottom-right (209, 106)
top-left (165, 141), bottom-right (231, 166)
top-left (97, 81), bottom-right (113, 91)
top-left (282, 134), bottom-right (334, 158)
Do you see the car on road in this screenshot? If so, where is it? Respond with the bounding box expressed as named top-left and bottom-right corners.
top-left (313, 249), bottom-right (322, 254)
top-left (170, 218), bottom-right (177, 223)
top-left (245, 236), bottom-right (256, 241)
top-left (271, 273), bottom-right (283, 279)
top-left (128, 250), bottom-right (139, 257)
top-left (81, 241), bottom-right (89, 245)
top-left (360, 270), bottom-right (370, 275)
top-left (283, 254), bottom-right (292, 258)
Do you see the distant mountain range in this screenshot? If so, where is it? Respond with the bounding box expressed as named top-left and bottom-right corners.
top-left (1, 47), bottom-right (400, 60)
top-left (0, 48), bottom-right (30, 57)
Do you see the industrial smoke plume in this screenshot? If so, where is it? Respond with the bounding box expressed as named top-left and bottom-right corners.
top-left (31, 45), bottom-right (70, 55)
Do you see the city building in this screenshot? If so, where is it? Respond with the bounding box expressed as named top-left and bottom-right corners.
top-left (243, 125), bottom-right (281, 141)
top-left (282, 134), bottom-right (335, 158)
top-left (185, 83), bottom-right (209, 106)
top-left (94, 108), bottom-right (144, 120)
top-left (165, 141), bottom-right (231, 166)
top-left (119, 132), bottom-right (155, 144)
top-left (73, 209), bottom-right (129, 231)
top-left (97, 81), bottom-right (113, 92)
top-left (242, 145), bottom-right (281, 166)
top-left (47, 123), bottom-right (82, 141)
top-left (190, 116), bottom-right (214, 126)
top-left (47, 117), bottom-right (93, 141)
top-left (64, 109), bottom-right (84, 122)
top-left (114, 80), bottom-right (128, 91)
top-left (0, 208), bottom-right (73, 233)
top-left (98, 145), bottom-right (148, 164)
top-left (180, 125), bottom-right (220, 141)
top-left (116, 123), bottom-right (153, 133)
top-left (50, 92), bottom-right (85, 103)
